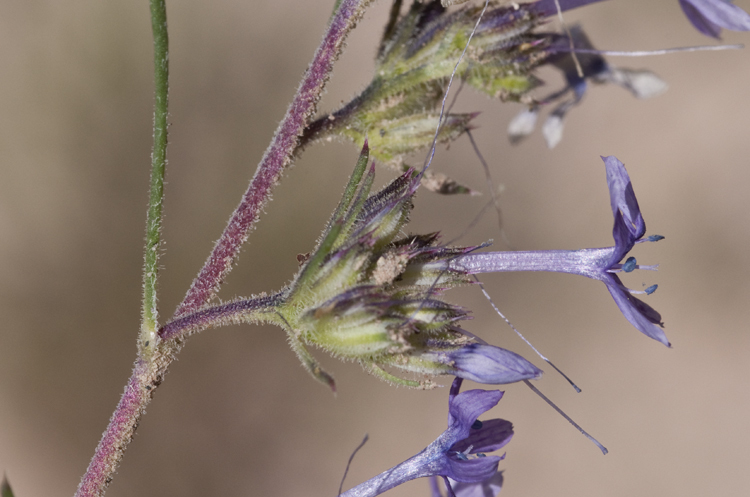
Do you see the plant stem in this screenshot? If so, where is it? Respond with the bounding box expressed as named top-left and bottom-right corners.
top-left (75, 1), bottom-right (374, 494)
top-left (160, 292), bottom-right (286, 341)
top-left (173, 0), bottom-right (373, 320)
top-left (141, 0), bottom-right (169, 357)
top-left (74, 2), bottom-right (170, 496)
top-left (74, 360), bottom-right (154, 497)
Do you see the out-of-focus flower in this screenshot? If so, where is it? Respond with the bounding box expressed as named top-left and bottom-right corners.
top-left (303, 0), bottom-right (581, 192)
top-left (341, 379), bottom-right (511, 497)
top-left (508, 26), bottom-right (667, 148)
top-left (679, 0), bottom-right (750, 38)
top-left (438, 156), bottom-right (669, 346)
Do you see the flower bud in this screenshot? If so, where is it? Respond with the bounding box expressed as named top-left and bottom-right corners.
top-left (381, 343), bottom-right (543, 385)
top-left (302, 0), bottom-right (554, 193)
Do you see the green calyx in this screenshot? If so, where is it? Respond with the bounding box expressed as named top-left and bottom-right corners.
top-left (274, 144), bottom-right (478, 388)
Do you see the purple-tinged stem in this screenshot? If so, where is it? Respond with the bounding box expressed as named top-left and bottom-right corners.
top-left (75, 2), bottom-right (172, 495)
top-left (173, 0), bottom-right (373, 320)
top-left (76, 1), bottom-right (373, 495)
top-left (74, 296), bottom-right (286, 497)
top-left (161, 292), bottom-right (285, 341)
top-left (74, 357), bottom-right (171, 497)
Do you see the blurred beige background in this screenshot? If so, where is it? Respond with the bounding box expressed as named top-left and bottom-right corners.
top-left (1, 1), bottom-right (749, 496)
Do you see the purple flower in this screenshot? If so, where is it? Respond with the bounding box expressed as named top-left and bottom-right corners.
top-left (445, 156), bottom-right (669, 346)
top-left (422, 343), bottom-right (543, 385)
top-left (341, 379), bottom-right (511, 497)
top-left (679, 0), bottom-right (750, 38)
top-left (450, 472), bottom-right (504, 497)
top-left (508, 26), bottom-right (667, 148)
top-left (382, 342), bottom-right (543, 387)
top-left (430, 473), bottom-right (504, 497)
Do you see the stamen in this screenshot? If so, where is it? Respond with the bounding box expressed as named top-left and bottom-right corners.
top-left (338, 433), bottom-right (370, 495)
top-left (627, 285), bottom-right (658, 295)
top-left (638, 264), bottom-right (659, 271)
top-left (473, 275), bottom-right (582, 393)
top-left (641, 234), bottom-right (665, 242)
top-left (466, 129), bottom-right (511, 248)
top-left (622, 257), bottom-right (637, 273)
top-left (453, 444), bottom-right (474, 461)
top-left (553, 0), bottom-right (584, 78)
top-left (609, 262), bottom-right (659, 272)
top-left (523, 380), bottom-right (608, 455)
top-left (445, 198), bottom-right (494, 245)
top-left (562, 44), bottom-right (743, 57)
top-left (471, 419), bottom-right (483, 429)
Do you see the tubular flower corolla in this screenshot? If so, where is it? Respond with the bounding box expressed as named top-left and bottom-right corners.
top-left (442, 156), bottom-right (669, 346)
top-left (341, 379), bottom-right (512, 497)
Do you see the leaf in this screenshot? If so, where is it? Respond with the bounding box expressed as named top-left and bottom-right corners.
top-left (2, 475), bottom-right (15, 497)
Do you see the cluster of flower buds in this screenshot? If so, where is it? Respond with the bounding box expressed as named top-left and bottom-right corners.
top-left (275, 143), bottom-right (542, 389)
top-left (305, 0), bottom-right (750, 169)
top-left (303, 0), bottom-right (557, 192)
top-left (160, 143), bottom-right (543, 389)
top-left (163, 147), bottom-right (664, 393)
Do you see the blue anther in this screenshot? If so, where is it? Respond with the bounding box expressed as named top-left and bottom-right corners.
top-left (645, 284), bottom-right (658, 295)
top-left (622, 257), bottom-right (637, 273)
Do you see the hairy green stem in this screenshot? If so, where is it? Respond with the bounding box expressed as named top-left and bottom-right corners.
top-left (75, 1), bottom-right (372, 495)
top-left (141, 0), bottom-right (169, 357)
top-left (74, 2), bottom-right (170, 496)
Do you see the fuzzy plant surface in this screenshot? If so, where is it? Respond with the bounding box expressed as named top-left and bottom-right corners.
top-left (1, 1), bottom-right (749, 497)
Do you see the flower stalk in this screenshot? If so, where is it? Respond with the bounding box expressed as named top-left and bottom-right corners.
top-left (75, 1), bottom-right (171, 495)
top-left (302, 0), bottom-right (549, 157)
top-left (75, 1), bottom-right (375, 495)
top-left (174, 0), bottom-right (374, 318)
top-left (140, 0), bottom-right (169, 358)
